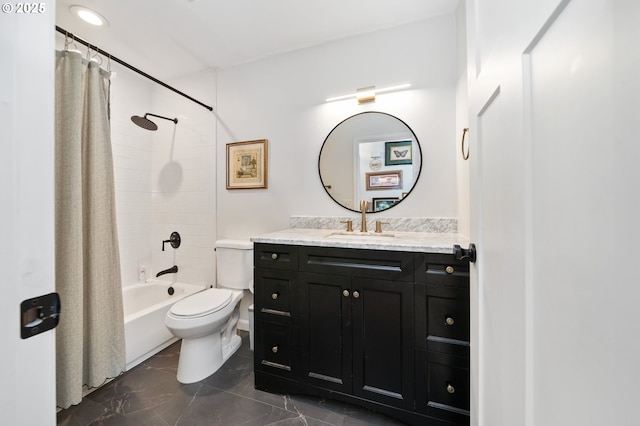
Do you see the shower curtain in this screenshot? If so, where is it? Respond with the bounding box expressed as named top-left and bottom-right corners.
top-left (55, 50), bottom-right (125, 409)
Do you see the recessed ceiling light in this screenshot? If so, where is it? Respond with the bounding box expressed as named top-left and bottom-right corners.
top-left (69, 5), bottom-right (109, 27)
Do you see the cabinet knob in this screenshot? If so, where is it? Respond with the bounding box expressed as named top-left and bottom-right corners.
top-left (271, 345), bottom-right (279, 354)
top-left (352, 290), bottom-right (360, 299)
top-left (445, 266), bottom-right (455, 274)
top-left (445, 316), bottom-right (455, 326)
top-left (271, 253), bottom-right (278, 260)
top-left (447, 383), bottom-right (455, 394)
top-left (271, 292), bottom-right (279, 300)
top-left (343, 289), bottom-right (350, 297)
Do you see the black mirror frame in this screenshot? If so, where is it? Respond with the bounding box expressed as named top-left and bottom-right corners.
top-left (318, 111), bottom-right (423, 213)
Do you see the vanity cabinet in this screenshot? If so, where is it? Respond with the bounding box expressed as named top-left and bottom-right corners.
top-left (253, 244), bottom-right (300, 379)
top-left (298, 246), bottom-right (415, 411)
top-left (253, 242), bottom-right (470, 425)
top-left (414, 254), bottom-right (471, 425)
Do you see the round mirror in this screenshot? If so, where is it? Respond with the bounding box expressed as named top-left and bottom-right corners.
top-left (319, 111), bottom-right (422, 213)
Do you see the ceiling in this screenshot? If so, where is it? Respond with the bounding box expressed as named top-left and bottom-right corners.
top-left (55, 0), bottom-right (459, 81)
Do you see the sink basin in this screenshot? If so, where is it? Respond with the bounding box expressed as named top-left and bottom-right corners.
top-left (325, 231), bottom-right (395, 239)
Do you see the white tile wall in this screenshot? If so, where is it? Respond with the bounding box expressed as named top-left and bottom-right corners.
top-left (109, 63), bottom-right (154, 286)
top-left (150, 70), bottom-right (217, 287)
top-left (108, 62), bottom-right (216, 289)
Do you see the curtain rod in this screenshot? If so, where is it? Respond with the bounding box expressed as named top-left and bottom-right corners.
top-left (55, 26), bottom-right (214, 112)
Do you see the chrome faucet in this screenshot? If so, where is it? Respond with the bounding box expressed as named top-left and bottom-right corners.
top-left (156, 265), bottom-right (178, 277)
top-left (360, 200), bottom-right (368, 232)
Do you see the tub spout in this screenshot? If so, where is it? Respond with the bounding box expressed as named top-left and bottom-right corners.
top-left (156, 265), bottom-right (178, 277)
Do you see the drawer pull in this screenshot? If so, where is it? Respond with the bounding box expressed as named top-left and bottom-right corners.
top-left (271, 292), bottom-right (279, 300)
top-left (352, 290), bottom-right (360, 299)
top-left (445, 316), bottom-right (455, 326)
top-left (343, 289), bottom-right (350, 297)
top-left (271, 253), bottom-right (279, 260)
top-left (272, 345), bottom-right (279, 354)
top-left (447, 383), bottom-right (455, 394)
top-left (445, 266), bottom-right (455, 274)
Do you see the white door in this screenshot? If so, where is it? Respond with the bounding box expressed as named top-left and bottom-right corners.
top-left (466, 0), bottom-right (640, 425)
top-left (0, 2), bottom-right (57, 424)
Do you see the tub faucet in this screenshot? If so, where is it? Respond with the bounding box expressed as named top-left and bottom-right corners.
top-left (360, 200), bottom-right (368, 232)
top-left (156, 265), bottom-right (178, 277)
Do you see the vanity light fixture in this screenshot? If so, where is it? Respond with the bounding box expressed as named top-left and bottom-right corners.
top-left (357, 86), bottom-right (376, 104)
top-left (325, 83), bottom-right (411, 103)
top-left (70, 5), bottom-right (109, 27)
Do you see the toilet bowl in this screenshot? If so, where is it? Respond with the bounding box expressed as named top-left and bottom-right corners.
top-left (165, 239), bottom-right (253, 384)
top-left (165, 288), bottom-right (243, 383)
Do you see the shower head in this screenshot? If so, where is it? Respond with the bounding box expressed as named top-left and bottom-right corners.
top-left (131, 115), bottom-right (158, 131)
top-left (131, 113), bottom-right (178, 131)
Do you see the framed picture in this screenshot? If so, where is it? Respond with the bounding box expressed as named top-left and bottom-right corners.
top-left (365, 170), bottom-right (403, 190)
top-left (372, 197), bottom-right (399, 212)
top-left (226, 139), bottom-right (268, 190)
top-left (385, 140), bottom-right (413, 165)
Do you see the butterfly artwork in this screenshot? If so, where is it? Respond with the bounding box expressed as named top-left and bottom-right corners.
top-left (385, 141), bottom-right (413, 165)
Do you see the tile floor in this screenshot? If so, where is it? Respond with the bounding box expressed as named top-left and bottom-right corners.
top-left (57, 332), bottom-right (406, 425)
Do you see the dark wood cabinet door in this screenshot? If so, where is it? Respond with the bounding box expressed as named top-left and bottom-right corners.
top-left (351, 277), bottom-right (414, 410)
top-left (299, 272), bottom-right (352, 393)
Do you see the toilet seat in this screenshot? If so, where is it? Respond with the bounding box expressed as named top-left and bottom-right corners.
top-left (170, 289), bottom-right (233, 318)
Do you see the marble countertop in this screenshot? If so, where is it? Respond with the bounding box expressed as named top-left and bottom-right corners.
top-left (250, 228), bottom-right (470, 254)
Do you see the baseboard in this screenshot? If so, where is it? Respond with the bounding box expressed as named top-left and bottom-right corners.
top-left (237, 318), bottom-right (250, 332)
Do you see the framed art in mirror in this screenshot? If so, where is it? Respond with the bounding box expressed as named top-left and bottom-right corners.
top-left (373, 197), bottom-right (399, 211)
top-left (365, 170), bottom-right (403, 190)
top-left (226, 139), bottom-right (268, 189)
top-left (385, 140), bottom-right (413, 165)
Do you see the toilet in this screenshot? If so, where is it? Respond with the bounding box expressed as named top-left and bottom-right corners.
top-left (165, 239), bottom-right (253, 384)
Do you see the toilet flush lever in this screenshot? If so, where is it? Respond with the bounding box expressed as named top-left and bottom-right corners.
top-left (162, 231), bottom-right (181, 251)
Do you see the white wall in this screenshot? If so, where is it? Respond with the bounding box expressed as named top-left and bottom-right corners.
top-left (103, 58), bottom-right (217, 288)
top-left (216, 14), bottom-right (459, 239)
top-left (150, 71), bottom-right (217, 286)
top-left (455, 1), bottom-right (470, 238)
top-left (110, 65), bottom-right (154, 286)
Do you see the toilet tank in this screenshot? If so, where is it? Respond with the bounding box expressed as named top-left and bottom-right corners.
top-left (215, 239), bottom-right (253, 290)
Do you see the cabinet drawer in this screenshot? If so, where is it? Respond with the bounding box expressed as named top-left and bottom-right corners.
top-left (415, 285), bottom-right (470, 355)
top-left (254, 321), bottom-right (298, 378)
top-left (427, 296), bottom-right (470, 345)
top-left (300, 246), bottom-right (413, 282)
top-left (415, 253), bottom-right (469, 288)
top-left (254, 268), bottom-right (298, 323)
top-left (255, 243), bottom-right (299, 270)
top-left (427, 357), bottom-right (470, 414)
top-left (415, 351), bottom-right (470, 425)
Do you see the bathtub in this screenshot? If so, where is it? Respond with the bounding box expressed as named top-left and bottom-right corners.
top-left (123, 281), bottom-right (204, 370)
